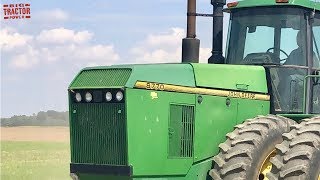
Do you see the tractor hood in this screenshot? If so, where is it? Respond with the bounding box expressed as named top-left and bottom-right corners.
top-left (69, 63), bottom-right (268, 94)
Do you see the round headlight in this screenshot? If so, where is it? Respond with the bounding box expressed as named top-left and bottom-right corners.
top-left (85, 92), bottom-right (92, 102)
top-left (105, 92), bottom-right (112, 102)
top-left (116, 91), bottom-right (123, 101)
top-left (75, 93), bottom-right (82, 102)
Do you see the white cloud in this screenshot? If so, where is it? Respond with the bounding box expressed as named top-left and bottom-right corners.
top-left (45, 44), bottom-right (120, 65)
top-left (131, 27), bottom-right (211, 63)
top-left (2, 26), bottom-right (210, 70)
top-left (2, 27), bottom-right (120, 69)
top-left (9, 46), bottom-right (39, 69)
top-left (199, 48), bottom-right (212, 63)
top-left (131, 47), bottom-right (180, 63)
top-left (36, 44), bottom-right (120, 65)
top-left (0, 28), bottom-right (33, 50)
top-left (74, 44), bottom-right (119, 62)
top-left (36, 28), bottom-right (93, 44)
top-left (145, 28), bottom-right (184, 49)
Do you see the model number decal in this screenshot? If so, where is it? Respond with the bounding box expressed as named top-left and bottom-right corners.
top-left (228, 91), bottom-right (256, 99)
top-left (146, 82), bottom-right (165, 91)
top-left (134, 81), bottom-right (269, 101)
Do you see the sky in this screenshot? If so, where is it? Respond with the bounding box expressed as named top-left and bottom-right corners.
top-left (0, 0), bottom-right (232, 118)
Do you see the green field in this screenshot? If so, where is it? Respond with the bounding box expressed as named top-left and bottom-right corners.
top-left (1, 141), bottom-right (70, 180)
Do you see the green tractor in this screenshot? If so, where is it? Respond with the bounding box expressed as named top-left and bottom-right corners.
top-left (68, 0), bottom-right (320, 179)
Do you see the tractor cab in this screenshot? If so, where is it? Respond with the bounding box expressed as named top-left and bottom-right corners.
top-left (225, 4), bottom-right (320, 114)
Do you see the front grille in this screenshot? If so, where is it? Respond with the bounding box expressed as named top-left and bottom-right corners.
top-left (70, 103), bottom-right (127, 165)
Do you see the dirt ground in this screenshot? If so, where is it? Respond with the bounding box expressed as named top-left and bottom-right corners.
top-left (1, 126), bottom-right (69, 142)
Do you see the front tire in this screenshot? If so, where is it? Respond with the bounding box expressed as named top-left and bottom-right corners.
top-left (209, 115), bottom-right (295, 180)
top-left (267, 116), bottom-right (320, 180)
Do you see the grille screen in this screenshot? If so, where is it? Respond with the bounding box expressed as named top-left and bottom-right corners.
top-left (70, 69), bottom-right (132, 88)
top-left (70, 103), bottom-right (127, 165)
top-left (168, 104), bottom-right (195, 158)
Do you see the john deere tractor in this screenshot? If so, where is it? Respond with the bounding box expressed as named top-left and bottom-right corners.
top-left (68, 0), bottom-right (320, 179)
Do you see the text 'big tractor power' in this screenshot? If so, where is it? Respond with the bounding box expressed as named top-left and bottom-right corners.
top-left (68, 0), bottom-right (320, 179)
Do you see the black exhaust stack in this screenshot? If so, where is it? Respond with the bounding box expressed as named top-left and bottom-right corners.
top-left (182, 0), bottom-right (200, 63)
top-left (208, 0), bottom-right (226, 64)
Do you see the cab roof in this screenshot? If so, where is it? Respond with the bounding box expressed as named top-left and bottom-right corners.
top-left (227, 0), bottom-right (320, 11)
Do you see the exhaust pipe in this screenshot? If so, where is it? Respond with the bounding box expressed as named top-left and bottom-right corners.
top-left (182, 0), bottom-right (200, 63)
top-left (208, 0), bottom-right (226, 64)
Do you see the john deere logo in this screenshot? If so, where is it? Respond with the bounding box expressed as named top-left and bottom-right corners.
top-left (151, 92), bottom-right (158, 99)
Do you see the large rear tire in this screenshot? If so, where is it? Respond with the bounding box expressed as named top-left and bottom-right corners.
top-left (209, 115), bottom-right (295, 180)
top-left (267, 116), bottom-right (320, 180)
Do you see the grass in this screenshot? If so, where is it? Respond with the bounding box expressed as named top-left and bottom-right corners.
top-left (1, 141), bottom-right (70, 180)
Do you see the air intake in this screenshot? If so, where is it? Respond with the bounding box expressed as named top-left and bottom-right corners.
top-left (70, 68), bottom-right (132, 89)
top-left (168, 104), bottom-right (195, 158)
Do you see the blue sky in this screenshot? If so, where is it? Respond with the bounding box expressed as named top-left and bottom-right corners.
top-left (1, 0), bottom-right (231, 118)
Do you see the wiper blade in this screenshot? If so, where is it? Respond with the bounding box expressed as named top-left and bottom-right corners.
top-left (246, 62), bottom-right (281, 66)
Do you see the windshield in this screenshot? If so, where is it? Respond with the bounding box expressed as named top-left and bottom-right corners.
top-left (225, 7), bottom-right (320, 114)
top-left (226, 7), bottom-right (307, 66)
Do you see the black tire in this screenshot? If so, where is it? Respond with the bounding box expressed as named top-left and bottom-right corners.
top-left (209, 115), bottom-right (296, 180)
top-left (267, 116), bottom-right (320, 180)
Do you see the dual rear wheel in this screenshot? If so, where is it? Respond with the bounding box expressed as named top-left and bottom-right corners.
top-left (210, 115), bottom-right (320, 180)
top-left (267, 116), bottom-right (320, 180)
top-left (209, 115), bottom-right (295, 180)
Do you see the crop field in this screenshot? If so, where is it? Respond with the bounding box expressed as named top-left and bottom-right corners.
top-left (1, 127), bottom-right (70, 180)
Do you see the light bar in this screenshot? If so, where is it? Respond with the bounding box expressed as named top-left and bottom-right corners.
top-left (227, 2), bottom-right (238, 8)
top-left (276, 0), bottom-right (289, 3)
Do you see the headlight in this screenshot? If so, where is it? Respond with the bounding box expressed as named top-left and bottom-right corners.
top-left (70, 173), bottom-right (79, 180)
top-left (105, 92), bottom-right (112, 101)
top-left (85, 92), bottom-right (92, 102)
top-left (75, 93), bottom-right (82, 102)
top-left (116, 91), bottom-right (123, 101)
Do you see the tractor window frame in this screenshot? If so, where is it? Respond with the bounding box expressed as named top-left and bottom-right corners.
top-left (311, 12), bottom-right (320, 114)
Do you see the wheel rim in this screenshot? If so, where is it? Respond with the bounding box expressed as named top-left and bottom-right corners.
top-left (258, 149), bottom-right (276, 180)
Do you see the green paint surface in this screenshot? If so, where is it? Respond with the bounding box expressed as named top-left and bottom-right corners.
top-left (69, 64), bottom-right (196, 90)
top-left (193, 95), bottom-right (238, 162)
top-left (70, 63), bottom-right (269, 93)
top-left (193, 95), bottom-right (270, 162)
top-left (236, 99), bottom-right (270, 124)
top-left (125, 64), bottom-right (195, 88)
top-left (1, 141), bottom-right (70, 180)
top-left (126, 89), bottom-right (195, 176)
top-left (192, 63), bottom-right (268, 93)
top-left (228, 0), bottom-right (320, 11)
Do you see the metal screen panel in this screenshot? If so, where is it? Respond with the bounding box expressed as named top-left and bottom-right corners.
top-left (70, 69), bottom-right (132, 88)
top-left (70, 103), bottom-right (127, 165)
top-left (168, 104), bottom-right (195, 158)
